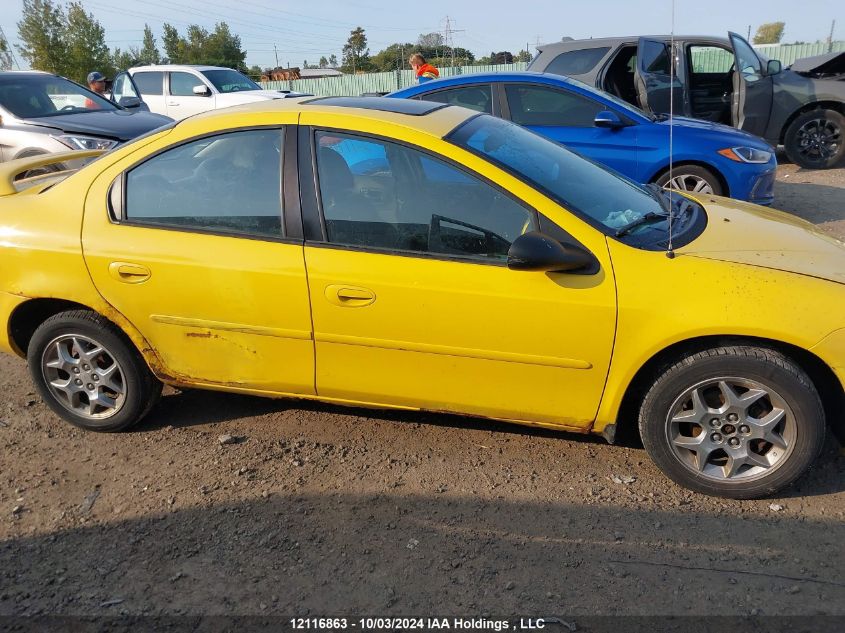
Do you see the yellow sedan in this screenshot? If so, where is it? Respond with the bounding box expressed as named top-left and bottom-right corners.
top-left (0, 97), bottom-right (842, 499)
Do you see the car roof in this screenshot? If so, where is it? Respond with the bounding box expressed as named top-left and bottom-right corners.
top-left (538, 35), bottom-right (731, 51)
top-left (177, 96), bottom-right (478, 139)
top-left (130, 65), bottom-right (229, 72)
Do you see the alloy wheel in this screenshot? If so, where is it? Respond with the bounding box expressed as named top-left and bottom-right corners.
top-left (664, 174), bottom-right (714, 194)
top-left (665, 377), bottom-right (796, 482)
top-left (40, 334), bottom-right (127, 419)
top-left (795, 117), bottom-right (841, 162)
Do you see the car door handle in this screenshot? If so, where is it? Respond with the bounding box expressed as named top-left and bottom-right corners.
top-left (167, 100), bottom-right (179, 106)
top-left (324, 284), bottom-right (376, 307)
top-left (108, 262), bottom-right (151, 284)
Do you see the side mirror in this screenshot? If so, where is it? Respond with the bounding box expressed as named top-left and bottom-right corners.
top-left (594, 110), bottom-right (625, 129)
top-left (192, 85), bottom-right (211, 96)
top-left (118, 96), bottom-right (148, 111)
top-left (766, 59), bottom-right (782, 75)
top-left (507, 232), bottom-right (593, 273)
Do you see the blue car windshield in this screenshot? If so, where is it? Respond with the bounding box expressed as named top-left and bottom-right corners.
top-left (448, 114), bottom-right (664, 232)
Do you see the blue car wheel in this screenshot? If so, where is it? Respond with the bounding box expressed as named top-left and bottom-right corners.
top-left (654, 164), bottom-right (723, 196)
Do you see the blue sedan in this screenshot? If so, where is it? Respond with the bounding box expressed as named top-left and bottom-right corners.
top-left (389, 72), bottom-right (776, 204)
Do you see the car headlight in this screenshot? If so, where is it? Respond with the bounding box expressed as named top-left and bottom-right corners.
top-left (717, 146), bottom-right (773, 164)
top-left (55, 134), bottom-right (118, 151)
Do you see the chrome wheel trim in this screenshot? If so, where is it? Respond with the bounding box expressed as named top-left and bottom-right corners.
top-left (41, 334), bottom-right (127, 420)
top-left (664, 174), bottom-right (714, 194)
top-left (664, 377), bottom-right (797, 483)
top-left (795, 117), bottom-right (841, 161)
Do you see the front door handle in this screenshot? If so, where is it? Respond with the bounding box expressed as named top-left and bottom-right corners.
top-left (108, 262), bottom-right (151, 284)
top-left (167, 100), bottom-right (179, 106)
top-left (324, 284), bottom-right (376, 307)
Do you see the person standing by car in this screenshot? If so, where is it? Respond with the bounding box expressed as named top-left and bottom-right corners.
top-left (409, 54), bottom-right (439, 83)
top-left (85, 71), bottom-right (107, 108)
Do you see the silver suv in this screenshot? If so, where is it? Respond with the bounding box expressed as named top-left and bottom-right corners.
top-left (0, 71), bottom-right (171, 169)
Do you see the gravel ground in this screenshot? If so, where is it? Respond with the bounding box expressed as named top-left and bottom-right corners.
top-left (1, 161), bottom-right (844, 622)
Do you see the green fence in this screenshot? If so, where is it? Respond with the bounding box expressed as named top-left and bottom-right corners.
top-left (261, 42), bottom-right (844, 97)
top-left (261, 63), bottom-right (529, 96)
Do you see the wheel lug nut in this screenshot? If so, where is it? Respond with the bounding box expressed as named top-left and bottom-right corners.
top-left (86, 383), bottom-right (94, 390)
top-left (93, 375), bottom-right (99, 381)
top-left (727, 413), bottom-right (738, 422)
top-left (74, 379), bottom-right (82, 386)
top-left (72, 368), bottom-right (80, 374)
top-left (739, 425), bottom-right (750, 434)
top-left (711, 432), bottom-right (723, 442)
top-left (82, 364), bottom-right (90, 370)
top-left (729, 437), bottom-right (740, 447)
top-left (709, 418), bottom-right (721, 427)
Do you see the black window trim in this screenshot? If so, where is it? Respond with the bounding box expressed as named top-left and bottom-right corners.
top-left (108, 124), bottom-right (302, 244)
top-left (301, 125), bottom-right (596, 270)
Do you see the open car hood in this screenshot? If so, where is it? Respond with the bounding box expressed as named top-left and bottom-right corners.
top-left (789, 51), bottom-right (845, 76)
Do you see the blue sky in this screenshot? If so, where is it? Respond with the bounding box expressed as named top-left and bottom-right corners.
top-left (2, 0), bottom-right (843, 70)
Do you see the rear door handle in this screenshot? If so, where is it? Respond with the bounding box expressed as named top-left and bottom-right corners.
top-left (324, 284), bottom-right (376, 307)
top-left (108, 262), bottom-right (151, 284)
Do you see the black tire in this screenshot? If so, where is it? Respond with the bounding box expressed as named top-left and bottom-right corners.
top-left (654, 164), bottom-right (723, 196)
top-left (638, 346), bottom-right (825, 499)
top-left (27, 310), bottom-right (162, 432)
top-left (784, 108), bottom-right (845, 169)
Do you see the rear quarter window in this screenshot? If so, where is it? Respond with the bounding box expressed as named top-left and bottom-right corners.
top-left (132, 71), bottom-right (164, 96)
top-left (545, 47), bottom-right (611, 76)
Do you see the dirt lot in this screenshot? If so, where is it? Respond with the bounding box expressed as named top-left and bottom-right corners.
top-left (1, 161), bottom-right (844, 624)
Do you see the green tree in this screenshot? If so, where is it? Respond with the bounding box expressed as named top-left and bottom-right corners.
top-left (16, 0), bottom-right (68, 75)
top-left (139, 24), bottom-right (160, 65)
top-left (328, 53), bottom-right (337, 67)
top-left (417, 32), bottom-right (444, 50)
top-left (318, 56), bottom-right (328, 68)
top-left (246, 64), bottom-right (262, 79)
top-left (342, 26), bottom-right (370, 73)
top-left (515, 49), bottom-right (532, 63)
top-left (753, 22), bottom-right (785, 44)
top-left (63, 2), bottom-right (111, 83)
top-left (111, 47), bottom-right (137, 72)
top-left (161, 23), bottom-right (182, 62)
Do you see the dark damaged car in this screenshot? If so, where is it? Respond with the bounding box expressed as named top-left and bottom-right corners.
top-left (0, 72), bottom-right (172, 173)
top-left (529, 32), bottom-right (845, 168)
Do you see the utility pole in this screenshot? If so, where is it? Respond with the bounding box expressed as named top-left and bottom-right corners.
top-left (443, 16), bottom-right (465, 68)
top-left (747, 25), bottom-right (751, 40)
top-left (0, 26), bottom-right (19, 71)
top-left (828, 20), bottom-right (836, 53)
top-left (273, 44), bottom-right (279, 69)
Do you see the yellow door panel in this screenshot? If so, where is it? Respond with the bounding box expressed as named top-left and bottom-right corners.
top-left (305, 246), bottom-right (616, 427)
top-left (81, 127), bottom-right (315, 393)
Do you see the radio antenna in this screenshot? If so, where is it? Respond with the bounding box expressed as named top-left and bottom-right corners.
top-left (666, 0), bottom-right (676, 259)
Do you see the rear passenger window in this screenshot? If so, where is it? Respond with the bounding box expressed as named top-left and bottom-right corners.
top-left (124, 129), bottom-right (284, 238)
top-left (419, 85), bottom-right (493, 113)
top-left (545, 47), bottom-right (610, 76)
top-left (132, 72), bottom-right (164, 96)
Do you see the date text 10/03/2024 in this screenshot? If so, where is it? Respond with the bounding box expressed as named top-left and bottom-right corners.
top-left (289, 618), bottom-right (552, 630)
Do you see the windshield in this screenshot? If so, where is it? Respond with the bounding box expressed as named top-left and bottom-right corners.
top-left (448, 114), bottom-right (665, 233)
top-left (200, 69), bottom-right (261, 93)
top-left (563, 76), bottom-right (649, 121)
top-left (0, 74), bottom-right (117, 118)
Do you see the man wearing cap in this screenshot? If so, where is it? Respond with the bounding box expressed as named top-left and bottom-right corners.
top-left (85, 71), bottom-right (107, 108)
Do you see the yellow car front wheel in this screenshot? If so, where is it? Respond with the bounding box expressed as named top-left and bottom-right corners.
top-left (638, 345), bottom-right (826, 499)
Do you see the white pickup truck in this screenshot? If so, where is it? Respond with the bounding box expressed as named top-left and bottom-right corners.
top-left (111, 65), bottom-right (309, 120)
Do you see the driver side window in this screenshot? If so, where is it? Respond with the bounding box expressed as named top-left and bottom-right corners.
top-left (314, 131), bottom-right (535, 261)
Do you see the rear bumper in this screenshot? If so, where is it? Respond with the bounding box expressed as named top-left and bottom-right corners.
top-left (0, 290), bottom-right (28, 357)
